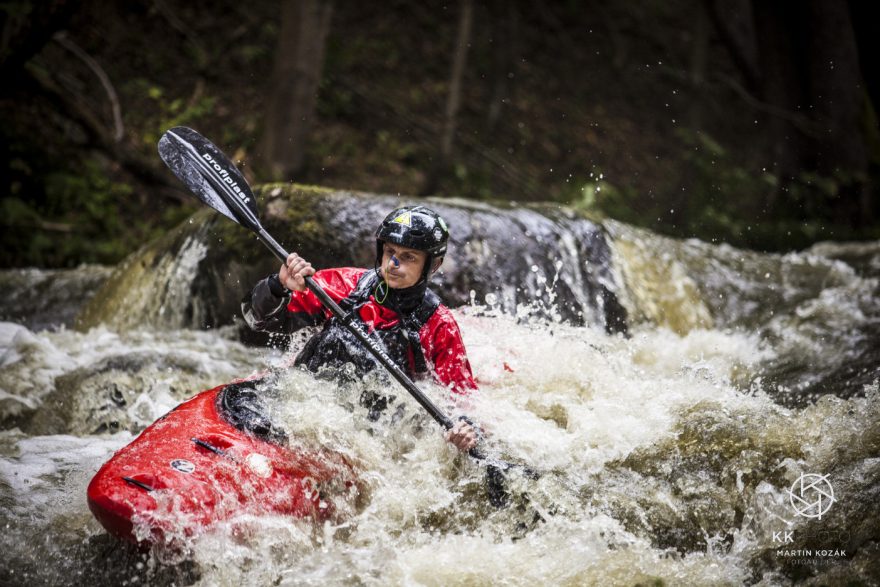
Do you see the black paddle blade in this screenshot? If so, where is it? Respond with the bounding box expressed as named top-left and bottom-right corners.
top-left (158, 126), bottom-right (261, 232)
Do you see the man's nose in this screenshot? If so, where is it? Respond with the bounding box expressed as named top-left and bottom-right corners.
top-left (389, 255), bottom-right (400, 268)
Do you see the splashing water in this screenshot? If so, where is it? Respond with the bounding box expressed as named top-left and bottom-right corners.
top-left (1, 250), bottom-right (879, 585)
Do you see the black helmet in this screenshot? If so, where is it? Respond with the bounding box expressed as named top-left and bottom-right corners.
top-left (375, 205), bottom-right (449, 281)
top-left (376, 205), bottom-right (449, 256)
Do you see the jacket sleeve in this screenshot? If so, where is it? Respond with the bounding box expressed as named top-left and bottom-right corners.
top-left (420, 306), bottom-right (478, 396)
top-left (241, 268), bottom-right (364, 334)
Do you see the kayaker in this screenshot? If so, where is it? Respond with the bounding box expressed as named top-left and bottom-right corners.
top-left (242, 205), bottom-right (478, 452)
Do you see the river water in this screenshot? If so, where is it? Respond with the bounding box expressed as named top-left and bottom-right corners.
top-left (1, 230), bottom-right (878, 586)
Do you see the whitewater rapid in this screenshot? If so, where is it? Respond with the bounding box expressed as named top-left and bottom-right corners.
top-left (2, 222), bottom-right (880, 586)
top-left (1, 287), bottom-right (877, 585)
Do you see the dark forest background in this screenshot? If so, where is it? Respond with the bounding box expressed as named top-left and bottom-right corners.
top-left (2, 0), bottom-right (878, 268)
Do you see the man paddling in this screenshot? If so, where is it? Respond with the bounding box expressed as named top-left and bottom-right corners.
top-left (242, 205), bottom-right (479, 452)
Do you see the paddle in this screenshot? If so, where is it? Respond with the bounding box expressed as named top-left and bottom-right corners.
top-left (157, 127), bottom-right (537, 500)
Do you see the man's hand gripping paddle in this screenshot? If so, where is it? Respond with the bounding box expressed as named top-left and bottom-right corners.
top-left (158, 127), bottom-right (538, 506)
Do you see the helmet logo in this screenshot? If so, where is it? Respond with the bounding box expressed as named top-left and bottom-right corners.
top-left (392, 211), bottom-right (412, 226)
top-left (438, 217), bottom-right (448, 232)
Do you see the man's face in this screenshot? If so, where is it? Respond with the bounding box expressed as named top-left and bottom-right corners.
top-left (380, 242), bottom-right (428, 289)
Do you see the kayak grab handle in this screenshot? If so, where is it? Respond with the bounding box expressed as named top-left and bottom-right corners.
top-left (191, 437), bottom-right (237, 462)
top-left (122, 476), bottom-right (155, 492)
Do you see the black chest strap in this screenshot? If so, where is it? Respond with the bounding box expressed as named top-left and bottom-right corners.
top-left (340, 270), bottom-right (440, 373)
top-left (399, 289), bottom-right (440, 373)
top-left (338, 270), bottom-right (381, 314)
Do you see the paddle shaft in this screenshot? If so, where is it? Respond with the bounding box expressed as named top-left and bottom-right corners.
top-left (255, 227), bottom-right (455, 431)
top-left (158, 126), bottom-right (492, 459)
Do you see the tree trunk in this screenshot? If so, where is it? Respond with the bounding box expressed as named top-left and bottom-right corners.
top-left (848, 1), bottom-right (880, 225)
top-left (690, 3), bottom-right (709, 89)
top-left (686, 2), bottom-right (710, 133)
top-left (806, 0), bottom-right (871, 223)
top-left (848, 1), bottom-right (880, 123)
top-left (705, 0), bottom-right (759, 92)
top-left (751, 0), bottom-right (810, 211)
top-left (486, 0), bottom-right (516, 131)
top-left (0, 0), bottom-right (76, 85)
top-left (422, 0), bottom-right (474, 195)
top-left (261, 0), bottom-right (333, 181)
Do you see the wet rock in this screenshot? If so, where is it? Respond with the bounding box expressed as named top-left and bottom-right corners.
top-left (75, 185), bottom-right (628, 334)
top-left (748, 458), bottom-right (880, 584)
top-left (525, 399), bottom-right (569, 429)
top-left (24, 351), bottom-right (219, 436)
top-left (598, 401), bottom-right (804, 554)
top-left (68, 183), bottom-right (879, 409)
top-left (807, 240), bottom-right (880, 279)
top-left (75, 209), bottom-right (235, 332)
top-left (605, 221), bottom-right (713, 335)
top-left (0, 265), bottom-right (113, 331)
top-left (605, 220), bottom-right (880, 405)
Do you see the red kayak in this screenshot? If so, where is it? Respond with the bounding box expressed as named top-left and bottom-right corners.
top-left (87, 378), bottom-right (359, 545)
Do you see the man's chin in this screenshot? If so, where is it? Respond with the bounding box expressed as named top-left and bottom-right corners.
top-left (386, 276), bottom-right (407, 288)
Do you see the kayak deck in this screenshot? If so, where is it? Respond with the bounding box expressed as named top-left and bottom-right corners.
top-left (87, 379), bottom-right (359, 544)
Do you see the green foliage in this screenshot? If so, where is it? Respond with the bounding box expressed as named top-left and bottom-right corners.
top-left (441, 162), bottom-right (506, 201)
top-left (317, 79), bottom-right (356, 120)
top-left (0, 0), bottom-right (32, 19)
top-left (155, 95), bottom-right (217, 138)
top-left (568, 129), bottom-right (879, 250)
top-left (0, 156), bottom-right (194, 267)
top-left (567, 170), bottom-right (641, 227)
top-left (132, 78), bottom-right (217, 148)
top-left (3, 0), bottom-right (877, 268)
